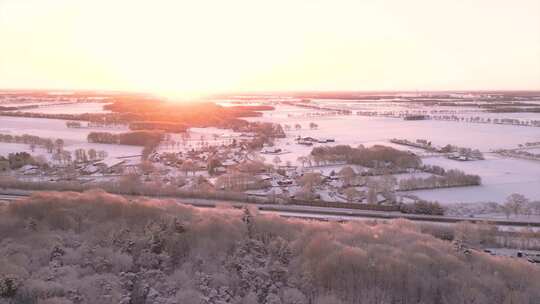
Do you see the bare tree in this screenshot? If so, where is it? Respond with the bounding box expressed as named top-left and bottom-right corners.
top-left (55, 138), bottom-right (64, 153)
top-left (74, 149), bottom-right (88, 163)
top-left (344, 187), bottom-right (360, 203)
top-left (44, 139), bottom-right (54, 154)
top-left (367, 187), bottom-right (377, 204)
top-left (504, 193), bottom-right (529, 218)
top-left (339, 166), bottom-right (355, 186)
top-left (139, 161), bottom-right (155, 176)
top-left (297, 156), bottom-right (308, 168)
top-left (97, 150), bottom-right (108, 160)
top-left (61, 150), bottom-right (72, 164)
top-left (88, 149), bottom-right (97, 161)
top-left (52, 152), bottom-right (62, 164)
top-left (298, 172), bottom-right (323, 193)
top-left (272, 156), bottom-right (282, 168)
top-left (181, 160), bottom-right (196, 176)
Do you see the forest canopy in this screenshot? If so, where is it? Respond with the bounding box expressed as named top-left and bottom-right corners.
top-left (0, 190), bottom-right (539, 304)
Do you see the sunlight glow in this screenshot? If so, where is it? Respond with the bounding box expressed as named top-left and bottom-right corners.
top-left (1, 0), bottom-right (539, 97)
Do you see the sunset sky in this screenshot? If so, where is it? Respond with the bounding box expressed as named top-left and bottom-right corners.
top-left (1, 0), bottom-right (539, 96)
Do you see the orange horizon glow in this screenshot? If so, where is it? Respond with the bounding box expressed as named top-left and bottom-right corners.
top-left (1, 0), bottom-right (539, 98)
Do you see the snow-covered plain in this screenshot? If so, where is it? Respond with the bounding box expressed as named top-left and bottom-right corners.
top-left (157, 127), bottom-right (246, 152)
top-left (0, 116), bottom-right (128, 145)
top-left (2, 101), bottom-right (539, 204)
top-left (0, 116), bottom-right (141, 162)
top-left (311, 99), bottom-right (540, 121)
top-left (247, 106), bottom-right (540, 151)
top-left (247, 105), bottom-right (540, 203)
top-left (406, 155), bottom-right (540, 204)
top-left (15, 102), bottom-right (111, 114)
top-left (0, 142), bottom-right (141, 164)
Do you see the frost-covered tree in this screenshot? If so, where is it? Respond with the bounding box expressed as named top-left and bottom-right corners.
top-left (1, 190), bottom-right (539, 304)
top-left (338, 166), bottom-right (355, 186)
top-left (505, 193), bottom-right (529, 217)
top-left (88, 149), bottom-right (97, 161)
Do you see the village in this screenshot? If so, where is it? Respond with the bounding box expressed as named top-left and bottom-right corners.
top-left (1, 92), bottom-right (540, 220)
top-left (0, 117), bottom-right (481, 217)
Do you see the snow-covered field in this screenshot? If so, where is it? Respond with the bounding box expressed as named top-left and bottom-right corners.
top-left (407, 155), bottom-right (540, 204)
top-left (524, 147), bottom-right (540, 153)
top-left (158, 127), bottom-right (245, 152)
top-left (247, 106), bottom-right (540, 151)
top-left (311, 99), bottom-right (540, 121)
top-left (2, 102), bottom-right (539, 204)
top-left (0, 116), bottom-right (141, 163)
top-left (248, 105), bottom-right (540, 203)
top-left (0, 142), bottom-right (141, 163)
top-left (0, 116), bottom-right (128, 145)
top-left (0, 143), bottom-right (34, 156)
top-left (15, 102), bottom-right (111, 114)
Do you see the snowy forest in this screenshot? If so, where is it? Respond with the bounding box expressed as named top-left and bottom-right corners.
top-left (0, 190), bottom-right (539, 304)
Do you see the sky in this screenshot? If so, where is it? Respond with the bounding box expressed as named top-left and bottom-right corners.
top-left (1, 0), bottom-right (539, 97)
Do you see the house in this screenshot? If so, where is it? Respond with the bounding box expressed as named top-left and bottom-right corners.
top-left (257, 174), bottom-right (273, 181)
top-left (448, 153), bottom-right (471, 161)
top-left (20, 164), bottom-right (39, 175)
top-left (276, 179), bottom-right (293, 186)
top-left (213, 166), bottom-right (227, 174)
top-left (107, 160), bottom-right (127, 174)
top-left (297, 139), bottom-right (313, 146)
top-left (181, 177), bottom-right (215, 192)
top-left (245, 187), bottom-right (284, 198)
top-left (80, 164), bottom-right (100, 175)
top-left (261, 147), bottom-right (282, 154)
top-left (324, 138), bottom-right (335, 143)
top-left (483, 248), bottom-right (540, 264)
top-left (376, 194), bottom-right (387, 204)
top-left (221, 159), bottom-right (238, 167)
top-left (403, 115), bottom-right (428, 120)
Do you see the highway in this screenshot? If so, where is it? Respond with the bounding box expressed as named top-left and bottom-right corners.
top-left (1, 191), bottom-right (540, 229)
top-left (0, 194), bottom-right (28, 202)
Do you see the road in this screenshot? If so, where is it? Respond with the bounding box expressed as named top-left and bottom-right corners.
top-left (0, 194), bottom-right (27, 202)
top-left (1, 191), bottom-right (540, 229)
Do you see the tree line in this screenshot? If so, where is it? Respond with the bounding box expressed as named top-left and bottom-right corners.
top-left (0, 133), bottom-right (65, 154)
top-left (87, 131), bottom-right (164, 146)
top-left (309, 144), bottom-right (422, 169)
top-left (398, 169), bottom-right (481, 191)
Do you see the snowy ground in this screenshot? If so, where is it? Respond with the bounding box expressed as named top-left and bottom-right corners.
top-left (406, 155), bottom-right (540, 204)
top-left (0, 143), bottom-right (33, 156)
top-left (0, 141), bottom-right (141, 164)
top-left (523, 147), bottom-right (540, 153)
top-left (248, 109), bottom-right (540, 151)
top-left (14, 102), bottom-right (111, 114)
top-left (158, 127), bottom-right (246, 152)
top-left (63, 143), bottom-right (141, 159)
top-left (311, 99), bottom-right (540, 121)
top-left (2, 102), bottom-right (539, 205)
top-left (0, 116), bottom-right (141, 163)
top-left (247, 105), bottom-right (540, 204)
top-left (0, 116), bottom-right (129, 145)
